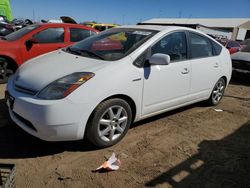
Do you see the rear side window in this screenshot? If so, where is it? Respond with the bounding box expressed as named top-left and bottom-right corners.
top-left (211, 40), bottom-right (222, 55)
top-left (70, 28), bottom-right (91, 42)
top-left (189, 33), bottom-right (213, 59)
top-left (33, 28), bottom-right (64, 43)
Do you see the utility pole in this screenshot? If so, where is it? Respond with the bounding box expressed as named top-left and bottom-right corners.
top-left (32, 8), bottom-right (35, 22)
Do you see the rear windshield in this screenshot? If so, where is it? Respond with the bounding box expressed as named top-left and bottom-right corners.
top-left (4, 24), bottom-right (40, 41)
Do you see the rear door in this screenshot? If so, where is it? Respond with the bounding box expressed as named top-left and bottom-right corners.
top-left (188, 32), bottom-right (221, 99)
top-left (22, 26), bottom-right (66, 62)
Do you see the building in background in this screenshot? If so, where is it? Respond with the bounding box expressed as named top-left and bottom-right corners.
top-left (0, 0), bottom-right (13, 21)
top-left (140, 18), bottom-right (250, 41)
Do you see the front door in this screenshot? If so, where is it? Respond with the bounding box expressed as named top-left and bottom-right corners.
top-left (142, 31), bottom-right (191, 116)
top-left (22, 27), bottom-right (65, 62)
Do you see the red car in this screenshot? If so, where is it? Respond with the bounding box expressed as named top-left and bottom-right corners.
top-left (0, 23), bottom-right (98, 83)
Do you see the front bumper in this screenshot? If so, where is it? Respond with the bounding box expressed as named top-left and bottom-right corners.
top-left (6, 77), bottom-right (92, 141)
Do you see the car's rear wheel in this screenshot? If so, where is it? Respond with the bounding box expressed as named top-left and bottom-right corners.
top-left (207, 78), bottom-right (226, 106)
top-left (0, 58), bottom-right (14, 84)
top-left (86, 98), bottom-right (132, 148)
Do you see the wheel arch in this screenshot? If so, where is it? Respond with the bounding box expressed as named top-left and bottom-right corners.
top-left (221, 76), bottom-right (228, 85)
top-left (85, 94), bottom-right (137, 136)
top-left (101, 94), bottom-right (137, 122)
top-left (0, 55), bottom-right (18, 72)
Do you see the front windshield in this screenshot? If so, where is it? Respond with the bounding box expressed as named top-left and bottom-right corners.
top-left (4, 24), bottom-right (40, 41)
top-left (65, 28), bottom-right (157, 61)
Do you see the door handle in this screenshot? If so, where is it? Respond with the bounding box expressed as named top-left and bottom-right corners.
top-left (181, 68), bottom-right (190, 74)
top-left (214, 62), bottom-right (219, 68)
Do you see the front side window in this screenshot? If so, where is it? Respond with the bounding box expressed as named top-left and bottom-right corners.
top-left (33, 28), bottom-right (64, 43)
top-left (189, 33), bottom-right (213, 59)
top-left (65, 28), bottom-right (157, 61)
top-left (70, 28), bottom-right (91, 42)
top-left (151, 32), bottom-right (187, 62)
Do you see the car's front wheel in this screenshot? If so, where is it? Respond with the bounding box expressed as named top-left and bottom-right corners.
top-left (207, 77), bottom-right (226, 106)
top-left (86, 98), bottom-right (132, 148)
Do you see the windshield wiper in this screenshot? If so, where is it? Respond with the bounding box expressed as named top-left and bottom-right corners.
top-left (66, 47), bottom-right (104, 60)
top-left (79, 49), bottom-right (105, 60)
top-left (66, 47), bottom-right (82, 55)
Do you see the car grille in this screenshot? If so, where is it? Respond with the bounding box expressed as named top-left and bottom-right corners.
top-left (14, 84), bottom-right (38, 95)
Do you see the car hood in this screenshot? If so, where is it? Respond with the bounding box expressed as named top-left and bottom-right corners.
top-left (14, 50), bottom-right (108, 91)
top-left (231, 52), bottom-right (250, 62)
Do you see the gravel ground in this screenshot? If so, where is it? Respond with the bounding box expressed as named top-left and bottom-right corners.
top-left (0, 72), bottom-right (249, 188)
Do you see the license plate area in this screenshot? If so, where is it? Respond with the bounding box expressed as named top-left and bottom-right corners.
top-left (5, 91), bottom-right (15, 110)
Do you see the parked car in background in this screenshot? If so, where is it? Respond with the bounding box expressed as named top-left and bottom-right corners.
top-left (231, 45), bottom-right (250, 73)
top-left (11, 18), bottom-right (33, 30)
top-left (81, 21), bottom-right (96, 27)
top-left (91, 23), bottom-right (119, 31)
top-left (0, 23), bottom-right (98, 83)
top-left (6, 25), bottom-right (231, 148)
top-left (221, 40), bottom-right (241, 54)
top-left (0, 21), bottom-right (14, 36)
top-left (240, 38), bottom-right (250, 49)
top-left (0, 15), bottom-right (14, 36)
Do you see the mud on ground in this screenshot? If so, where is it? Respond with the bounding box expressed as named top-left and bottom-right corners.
top-left (0, 72), bottom-right (249, 188)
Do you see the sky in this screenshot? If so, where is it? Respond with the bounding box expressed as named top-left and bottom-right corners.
top-left (10, 0), bottom-right (250, 24)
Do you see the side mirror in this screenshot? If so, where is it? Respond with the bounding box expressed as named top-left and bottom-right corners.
top-left (149, 53), bottom-right (170, 65)
top-left (26, 38), bottom-right (38, 45)
top-left (25, 38), bottom-right (38, 50)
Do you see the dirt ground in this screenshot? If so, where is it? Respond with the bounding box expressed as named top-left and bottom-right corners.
top-left (0, 72), bottom-right (249, 188)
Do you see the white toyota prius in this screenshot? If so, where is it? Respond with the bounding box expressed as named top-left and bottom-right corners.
top-left (6, 25), bottom-right (232, 148)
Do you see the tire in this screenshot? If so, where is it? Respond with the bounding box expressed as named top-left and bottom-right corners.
top-left (207, 78), bottom-right (226, 106)
top-left (0, 58), bottom-right (14, 84)
top-left (86, 98), bottom-right (132, 148)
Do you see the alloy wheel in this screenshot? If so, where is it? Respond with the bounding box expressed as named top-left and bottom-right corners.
top-left (212, 79), bottom-right (225, 104)
top-left (98, 105), bottom-right (128, 142)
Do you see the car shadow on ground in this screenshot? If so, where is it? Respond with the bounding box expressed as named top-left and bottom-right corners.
top-left (145, 121), bottom-right (250, 187)
top-left (132, 101), bottom-right (206, 129)
top-left (0, 97), bottom-right (205, 159)
top-left (0, 98), bottom-right (98, 159)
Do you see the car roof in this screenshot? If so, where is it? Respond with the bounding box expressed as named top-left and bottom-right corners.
top-left (117, 24), bottom-right (194, 32)
top-left (37, 22), bottom-right (93, 28)
top-left (93, 23), bottom-right (118, 26)
top-left (35, 23), bottom-right (98, 32)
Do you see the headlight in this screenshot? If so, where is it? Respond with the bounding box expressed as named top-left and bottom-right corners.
top-left (37, 72), bottom-right (94, 100)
